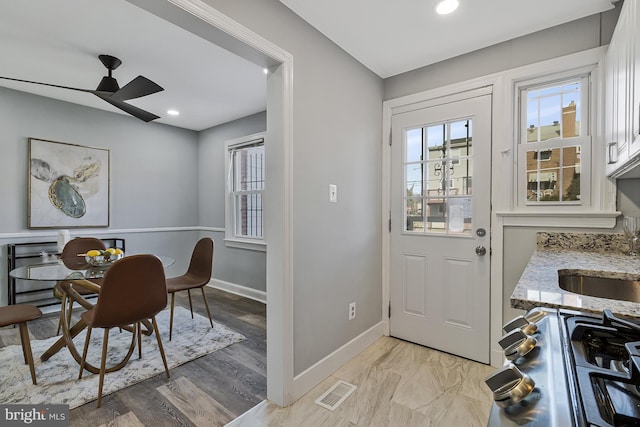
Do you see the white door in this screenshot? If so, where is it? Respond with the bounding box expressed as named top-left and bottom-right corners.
top-left (389, 93), bottom-right (491, 363)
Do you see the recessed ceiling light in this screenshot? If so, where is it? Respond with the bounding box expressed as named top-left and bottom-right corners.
top-left (167, 109), bottom-right (180, 116)
top-left (435, 0), bottom-right (459, 15)
top-left (262, 68), bottom-right (269, 75)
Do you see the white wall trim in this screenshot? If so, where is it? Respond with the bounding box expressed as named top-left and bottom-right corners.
top-left (291, 321), bottom-right (385, 399)
top-left (223, 238), bottom-right (267, 252)
top-left (496, 211), bottom-right (620, 228)
top-left (383, 46), bottom-right (616, 369)
top-left (162, 0), bottom-right (295, 407)
top-left (382, 76), bottom-right (501, 341)
top-left (0, 226), bottom-right (226, 241)
top-left (201, 226), bottom-right (226, 233)
top-left (225, 400), bottom-right (269, 427)
top-left (210, 278), bottom-right (267, 304)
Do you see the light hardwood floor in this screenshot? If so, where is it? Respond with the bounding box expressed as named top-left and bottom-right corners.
top-left (230, 336), bottom-right (496, 427)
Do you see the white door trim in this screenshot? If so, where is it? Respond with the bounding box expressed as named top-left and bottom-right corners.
top-left (144, 0), bottom-right (296, 406)
top-left (382, 75), bottom-right (501, 366)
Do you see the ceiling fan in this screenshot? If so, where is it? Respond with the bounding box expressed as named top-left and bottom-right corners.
top-left (0, 54), bottom-right (164, 122)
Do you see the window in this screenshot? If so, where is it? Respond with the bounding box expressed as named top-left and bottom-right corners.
top-left (404, 119), bottom-right (473, 235)
top-left (225, 133), bottom-right (265, 250)
top-left (517, 74), bottom-right (591, 205)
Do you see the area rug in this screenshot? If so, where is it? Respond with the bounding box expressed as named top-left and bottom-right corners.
top-left (0, 307), bottom-right (245, 408)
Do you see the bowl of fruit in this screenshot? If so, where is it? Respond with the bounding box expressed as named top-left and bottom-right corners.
top-left (84, 248), bottom-right (124, 266)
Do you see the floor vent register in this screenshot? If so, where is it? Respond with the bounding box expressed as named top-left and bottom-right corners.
top-left (315, 380), bottom-right (357, 411)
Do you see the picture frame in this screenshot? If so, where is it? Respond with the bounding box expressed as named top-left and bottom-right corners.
top-left (28, 138), bottom-right (110, 229)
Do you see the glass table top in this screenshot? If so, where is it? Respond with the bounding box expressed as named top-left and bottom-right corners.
top-left (9, 255), bottom-right (175, 281)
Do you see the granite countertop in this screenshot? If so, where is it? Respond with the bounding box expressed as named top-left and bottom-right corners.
top-left (511, 232), bottom-right (640, 317)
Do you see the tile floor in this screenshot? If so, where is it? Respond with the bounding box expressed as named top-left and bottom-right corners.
top-left (230, 336), bottom-right (496, 427)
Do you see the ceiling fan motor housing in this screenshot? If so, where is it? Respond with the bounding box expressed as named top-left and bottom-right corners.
top-left (96, 76), bottom-right (119, 93)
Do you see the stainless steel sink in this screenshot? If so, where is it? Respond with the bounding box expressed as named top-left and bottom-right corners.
top-left (558, 271), bottom-right (640, 303)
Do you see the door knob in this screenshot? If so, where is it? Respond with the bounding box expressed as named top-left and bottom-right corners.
top-left (475, 246), bottom-right (487, 256)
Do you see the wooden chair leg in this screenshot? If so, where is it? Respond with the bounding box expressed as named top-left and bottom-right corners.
top-left (78, 326), bottom-right (93, 380)
top-left (187, 289), bottom-right (194, 318)
top-left (200, 287), bottom-right (214, 328)
top-left (18, 322), bottom-right (37, 385)
top-left (97, 329), bottom-right (110, 408)
top-left (137, 322), bottom-right (142, 359)
top-left (67, 299), bottom-right (74, 329)
top-left (56, 311), bottom-right (63, 336)
top-left (151, 316), bottom-right (170, 378)
top-left (56, 295), bottom-right (68, 336)
top-left (169, 292), bottom-right (176, 341)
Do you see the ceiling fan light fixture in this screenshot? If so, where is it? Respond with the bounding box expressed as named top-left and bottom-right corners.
top-left (435, 0), bottom-right (459, 15)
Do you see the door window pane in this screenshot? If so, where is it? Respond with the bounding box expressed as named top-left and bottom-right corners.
top-left (426, 125), bottom-right (445, 160)
top-left (406, 164), bottom-right (423, 196)
top-left (406, 128), bottom-right (423, 163)
top-left (403, 118), bottom-right (473, 235)
top-left (406, 197), bottom-right (424, 231)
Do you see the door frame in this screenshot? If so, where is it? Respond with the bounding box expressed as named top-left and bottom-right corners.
top-left (382, 78), bottom-right (504, 367)
top-left (134, 0), bottom-right (296, 405)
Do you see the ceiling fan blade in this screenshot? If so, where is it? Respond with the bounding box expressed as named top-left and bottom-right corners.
top-left (96, 93), bottom-right (160, 122)
top-left (113, 75), bottom-right (163, 101)
top-left (0, 76), bottom-right (94, 94)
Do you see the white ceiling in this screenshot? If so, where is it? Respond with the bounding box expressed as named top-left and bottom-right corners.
top-left (0, 1), bottom-right (618, 131)
top-left (278, 0), bottom-right (617, 78)
top-left (0, 0), bottom-right (267, 131)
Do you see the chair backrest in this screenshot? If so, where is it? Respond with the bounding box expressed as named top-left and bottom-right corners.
top-left (61, 237), bottom-right (106, 269)
top-left (186, 238), bottom-right (214, 280)
top-left (91, 254), bottom-right (167, 328)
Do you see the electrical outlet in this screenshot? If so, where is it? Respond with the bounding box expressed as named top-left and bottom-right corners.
top-left (349, 302), bottom-right (356, 320)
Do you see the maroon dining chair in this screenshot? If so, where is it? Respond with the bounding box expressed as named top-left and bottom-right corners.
top-left (56, 237), bottom-right (106, 335)
top-left (78, 254), bottom-right (170, 408)
top-left (167, 237), bottom-right (214, 340)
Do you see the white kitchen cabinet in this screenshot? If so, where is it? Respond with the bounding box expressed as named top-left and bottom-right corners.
top-left (632, 0), bottom-right (640, 156)
top-left (605, 0), bottom-right (640, 178)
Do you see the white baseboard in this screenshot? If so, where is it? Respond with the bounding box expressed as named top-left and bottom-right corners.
top-left (209, 278), bottom-right (267, 304)
top-left (224, 400), bottom-right (268, 427)
top-left (291, 321), bottom-right (385, 401)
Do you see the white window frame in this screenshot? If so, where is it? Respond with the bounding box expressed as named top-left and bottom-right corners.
top-left (516, 69), bottom-right (592, 209)
top-left (224, 132), bottom-right (266, 252)
top-left (493, 48), bottom-right (618, 228)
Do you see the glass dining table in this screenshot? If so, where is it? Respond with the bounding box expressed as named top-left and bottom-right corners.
top-left (9, 254), bottom-right (175, 374)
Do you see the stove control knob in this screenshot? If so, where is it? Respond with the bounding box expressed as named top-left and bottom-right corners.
top-left (485, 363), bottom-right (536, 408)
top-left (499, 329), bottom-right (537, 361)
top-left (503, 315), bottom-right (538, 335)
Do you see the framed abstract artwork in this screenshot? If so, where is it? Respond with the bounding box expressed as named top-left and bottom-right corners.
top-left (28, 138), bottom-right (110, 229)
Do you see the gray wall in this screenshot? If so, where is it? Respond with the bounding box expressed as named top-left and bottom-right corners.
top-left (384, 8), bottom-right (621, 101)
top-left (0, 86), bottom-right (267, 306)
top-left (201, 0), bottom-right (384, 375)
top-left (0, 86), bottom-right (203, 304)
top-left (198, 111), bottom-right (267, 292)
top-left (0, 87), bottom-right (199, 232)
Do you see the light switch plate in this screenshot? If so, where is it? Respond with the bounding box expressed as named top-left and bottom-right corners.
top-left (329, 184), bottom-right (337, 202)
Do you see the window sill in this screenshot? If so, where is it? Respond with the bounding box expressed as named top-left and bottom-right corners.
top-left (495, 211), bottom-right (621, 228)
top-left (224, 238), bottom-right (267, 252)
